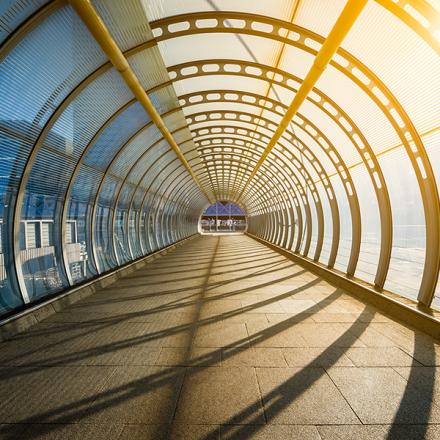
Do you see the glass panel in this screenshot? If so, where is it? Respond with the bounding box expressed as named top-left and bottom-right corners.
top-left (83, 102), bottom-right (149, 172)
top-left (0, 0), bottom-right (51, 44)
top-left (143, 0), bottom-right (294, 22)
top-left (26, 69), bottom-right (134, 290)
top-left (129, 189), bottom-right (144, 258)
top-left (343, 1), bottom-right (440, 135)
top-left (114, 183), bottom-right (133, 263)
top-left (66, 166), bottom-right (98, 284)
top-left (315, 181), bottom-right (333, 265)
top-left (351, 166), bottom-right (380, 285)
top-left (95, 175), bottom-right (119, 272)
top-left (332, 176), bottom-right (352, 272)
top-left (380, 150), bottom-right (426, 300)
top-left (92, 0), bottom-right (154, 51)
top-left (295, 0), bottom-right (346, 38)
top-left (2, 6), bottom-right (106, 302)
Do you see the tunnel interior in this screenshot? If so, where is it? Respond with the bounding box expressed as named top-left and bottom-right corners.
top-left (0, 0), bottom-right (439, 317)
top-left (1, 1), bottom-right (440, 438)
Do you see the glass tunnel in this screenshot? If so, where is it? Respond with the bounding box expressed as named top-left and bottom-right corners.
top-left (0, 0), bottom-right (439, 319)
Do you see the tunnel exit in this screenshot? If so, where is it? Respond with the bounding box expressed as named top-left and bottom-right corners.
top-left (199, 201), bottom-right (247, 234)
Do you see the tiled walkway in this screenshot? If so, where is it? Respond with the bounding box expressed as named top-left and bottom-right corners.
top-left (0, 235), bottom-right (439, 439)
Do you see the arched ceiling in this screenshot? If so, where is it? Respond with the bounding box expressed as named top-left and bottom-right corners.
top-left (0, 0), bottom-right (439, 314)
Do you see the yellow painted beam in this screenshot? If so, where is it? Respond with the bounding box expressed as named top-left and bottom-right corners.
top-left (237, 0), bottom-right (369, 201)
top-left (69, 0), bottom-right (213, 203)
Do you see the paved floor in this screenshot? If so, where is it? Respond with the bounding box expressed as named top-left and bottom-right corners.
top-left (0, 235), bottom-right (439, 439)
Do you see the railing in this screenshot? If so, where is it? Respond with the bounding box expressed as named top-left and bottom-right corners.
top-left (201, 220), bottom-right (247, 233)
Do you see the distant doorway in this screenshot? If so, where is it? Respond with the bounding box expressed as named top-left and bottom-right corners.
top-left (200, 201), bottom-right (247, 233)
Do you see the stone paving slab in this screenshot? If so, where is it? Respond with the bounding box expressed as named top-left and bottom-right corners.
top-left (0, 235), bottom-right (438, 439)
top-left (327, 366), bottom-right (440, 424)
top-left (255, 367), bottom-right (361, 425)
top-left (174, 366), bottom-right (265, 425)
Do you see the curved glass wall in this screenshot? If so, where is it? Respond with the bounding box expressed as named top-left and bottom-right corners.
top-left (0, 0), bottom-right (439, 317)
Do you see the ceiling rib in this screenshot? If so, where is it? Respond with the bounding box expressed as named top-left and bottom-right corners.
top-left (230, 0), bottom-right (302, 201)
top-left (69, 0), bottom-right (214, 204)
top-left (236, 0), bottom-right (369, 202)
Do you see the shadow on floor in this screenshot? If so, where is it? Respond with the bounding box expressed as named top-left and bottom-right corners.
top-left (0, 235), bottom-right (437, 440)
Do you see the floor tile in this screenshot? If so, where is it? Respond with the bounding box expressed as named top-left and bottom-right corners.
top-left (393, 366), bottom-right (440, 405)
top-left (327, 366), bottom-right (440, 424)
top-left (193, 323), bottom-right (249, 347)
top-left (345, 347), bottom-right (419, 367)
top-left (85, 366), bottom-right (185, 424)
top-left (174, 367), bottom-right (265, 425)
top-left (156, 347), bottom-right (221, 366)
top-left (0, 423), bottom-right (124, 440)
top-left (220, 424), bottom-right (320, 439)
top-left (256, 367), bottom-right (360, 424)
top-left (283, 347), bottom-right (355, 367)
top-left (118, 424), bottom-right (220, 440)
top-left (0, 366), bottom-right (116, 423)
top-left (317, 425), bottom-right (388, 439)
top-left (221, 347), bottom-right (287, 367)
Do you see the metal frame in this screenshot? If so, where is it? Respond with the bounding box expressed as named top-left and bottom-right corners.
top-left (69, 0), bottom-right (212, 203)
top-left (179, 92), bottom-right (361, 272)
top-left (0, 0), bottom-right (438, 314)
top-left (169, 58), bottom-right (390, 278)
top-left (149, 8), bottom-right (439, 301)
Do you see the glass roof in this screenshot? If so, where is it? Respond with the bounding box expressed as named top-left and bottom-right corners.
top-left (0, 0), bottom-right (439, 317)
